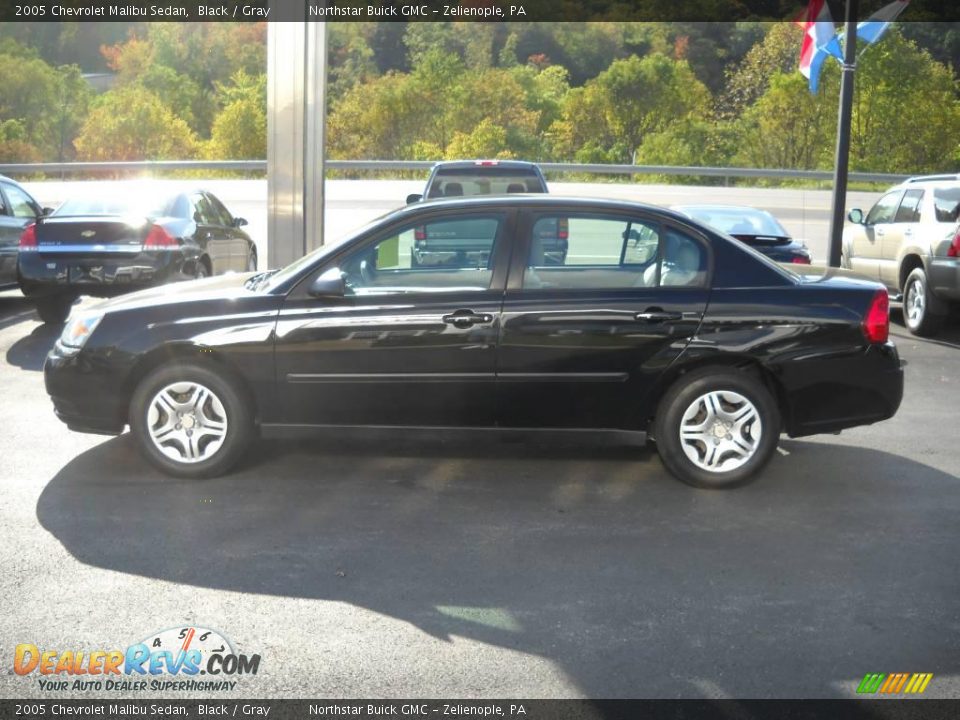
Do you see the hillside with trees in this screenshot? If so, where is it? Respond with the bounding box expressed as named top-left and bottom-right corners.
top-left (0, 21), bottom-right (957, 176)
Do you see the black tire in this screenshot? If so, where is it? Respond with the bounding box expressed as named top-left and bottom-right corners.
top-left (902, 267), bottom-right (945, 337)
top-left (129, 361), bottom-right (254, 478)
top-left (34, 294), bottom-right (76, 324)
top-left (654, 367), bottom-right (780, 489)
top-left (246, 250), bottom-right (257, 272)
top-left (194, 261), bottom-right (209, 280)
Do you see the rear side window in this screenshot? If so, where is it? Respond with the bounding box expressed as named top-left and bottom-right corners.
top-left (895, 189), bottom-right (923, 223)
top-left (428, 167), bottom-right (545, 198)
top-left (933, 187), bottom-right (960, 223)
top-left (2, 183), bottom-right (37, 219)
top-left (523, 215), bottom-right (707, 291)
top-left (866, 191), bottom-right (901, 225)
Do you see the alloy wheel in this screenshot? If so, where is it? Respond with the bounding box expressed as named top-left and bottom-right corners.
top-left (905, 278), bottom-right (925, 327)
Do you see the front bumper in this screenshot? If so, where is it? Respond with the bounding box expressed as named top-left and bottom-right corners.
top-left (44, 343), bottom-right (127, 435)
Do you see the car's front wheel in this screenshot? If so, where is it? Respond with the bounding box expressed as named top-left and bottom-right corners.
top-left (654, 367), bottom-right (780, 489)
top-left (129, 362), bottom-right (253, 478)
top-left (903, 267), bottom-right (945, 337)
top-left (34, 294), bottom-right (76, 324)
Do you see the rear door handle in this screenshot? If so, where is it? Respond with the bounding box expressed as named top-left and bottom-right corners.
top-left (442, 310), bottom-right (494, 328)
top-left (635, 308), bottom-right (683, 323)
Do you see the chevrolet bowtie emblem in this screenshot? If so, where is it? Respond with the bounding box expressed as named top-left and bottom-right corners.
top-left (81, 230), bottom-right (96, 238)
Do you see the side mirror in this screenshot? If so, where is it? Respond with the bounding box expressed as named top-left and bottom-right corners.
top-left (308, 267), bottom-right (346, 298)
top-left (41, 207), bottom-right (54, 217)
top-left (406, 193), bottom-right (423, 205)
top-left (232, 217), bottom-right (248, 228)
top-left (847, 208), bottom-right (864, 224)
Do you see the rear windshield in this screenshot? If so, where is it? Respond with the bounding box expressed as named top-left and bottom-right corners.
top-left (427, 167), bottom-right (545, 198)
top-left (55, 196), bottom-right (175, 217)
top-left (682, 208), bottom-right (789, 237)
top-left (933, 187), bottom-right (960, 223)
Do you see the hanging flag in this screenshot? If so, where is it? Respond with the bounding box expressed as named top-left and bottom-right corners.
top-left (797, 0), bottom-right (844, 93)
top-left (857, 0), bottom-right (911, 46)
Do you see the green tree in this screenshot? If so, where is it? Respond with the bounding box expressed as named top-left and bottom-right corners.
top-left (74, 85), bottom-right (197, 161)
top-left (445, 119), bottom-right (515, 160)
top-left (206, 71), bottom-right (267, 159)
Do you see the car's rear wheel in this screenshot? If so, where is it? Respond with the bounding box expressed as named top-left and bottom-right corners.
top-left (654, 367), bottom-right (780, 489)
top-left (903, 267), bottom-right (945, 337)
top-left (130, 362), bottom-right (253, 478)
top-left (34, 294), bottom-right (76, 324)
top-left (194, 262), bottom-right (209, 280)
top-left (246, 250), bottom-right (257, 272)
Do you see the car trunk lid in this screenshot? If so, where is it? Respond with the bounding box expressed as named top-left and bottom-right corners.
top-left (34, 216), bottom-right (152, 255)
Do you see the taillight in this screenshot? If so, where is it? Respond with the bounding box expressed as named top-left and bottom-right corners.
top-left (414, 226), bottom-right (426, 243)
top-left (558, 218), bottom-right (569, 240)
top-left (790, 255), bottom-right (812, 264)
top-left (19, 223), bottom-right (38, 251)
top-left (143, 224), bottom-right (177, 248)
top-left (862, 289), bottom-right (889, 344)
top-left (947, 228), bottom-right (960, 257)
top-left (474, 160), bottom-right (499, 166)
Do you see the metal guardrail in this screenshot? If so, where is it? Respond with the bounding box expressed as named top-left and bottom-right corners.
top-left (0, 159), bottom-right (912, 184)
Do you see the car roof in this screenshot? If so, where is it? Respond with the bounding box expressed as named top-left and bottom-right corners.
top-left (393, 194), bottom-right (695, 223)
top-left (432, 160), bottom-right (542, 171)
top-left (898, 174), bottom-right (960, 188)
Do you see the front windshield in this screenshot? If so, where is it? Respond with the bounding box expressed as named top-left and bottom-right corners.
top-left (257, 213), bottom-right (394, 293)
top-left (683, 208), bottom-right (789, 237)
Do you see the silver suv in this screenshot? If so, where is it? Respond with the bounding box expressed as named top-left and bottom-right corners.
top-left (843, 174), bottom-right (960, 336)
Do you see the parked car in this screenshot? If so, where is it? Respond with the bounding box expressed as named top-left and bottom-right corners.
top-left (44, 196), bottom-right (903, 489)
top-left (0, 175), bottom-right (52, 291)
top-left (19, 188), bottom-right (256, 324)
top-left (672, 205), bottom-right (811, 264)
top-left (843, 174), bottom-right (960, 336)
top-left (405, 160), bottom-right (565, 267)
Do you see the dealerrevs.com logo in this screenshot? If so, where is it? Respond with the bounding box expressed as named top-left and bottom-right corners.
top-left (14, 626), bottom-right (261, 692)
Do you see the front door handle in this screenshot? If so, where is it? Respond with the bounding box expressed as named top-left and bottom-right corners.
top-left (635, 308), bottom-right (683, 323)
top-left (442, 309), bottom-right (494, 328)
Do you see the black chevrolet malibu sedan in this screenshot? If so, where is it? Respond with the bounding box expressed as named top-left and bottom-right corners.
top-left (44, 196), bottom-right (903, 488)
top-left (19, 188), bottom-right (257, 324)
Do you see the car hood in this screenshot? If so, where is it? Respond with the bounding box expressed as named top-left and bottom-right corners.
top-left (90, 272), bottom-right (261, 314)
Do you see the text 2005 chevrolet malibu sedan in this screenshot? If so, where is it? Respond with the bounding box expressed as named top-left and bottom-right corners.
top-left (44, 197), bottom-right (903, 488)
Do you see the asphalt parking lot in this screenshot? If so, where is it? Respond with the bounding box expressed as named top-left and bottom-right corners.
top-left (1, 290), bottom-right (959, 699)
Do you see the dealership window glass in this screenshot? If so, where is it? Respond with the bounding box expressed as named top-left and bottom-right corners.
top-left (338, 215), bottom-right (502, 295)
top-left (895, 189), bottom-right (923, 224)
top-left (523, 216), bottom-right (706, 290)
top-left (933, 187), bottom-right (960, 223)
top-left (865, 191), bottom-right (901, 225)
top-left (2, 183), bottom-right (37, 219)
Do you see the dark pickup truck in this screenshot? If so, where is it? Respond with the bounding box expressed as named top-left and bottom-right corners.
top-left (406, 160), bottom-right (566, 267)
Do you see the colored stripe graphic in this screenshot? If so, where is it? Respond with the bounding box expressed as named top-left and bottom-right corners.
top-left (857, 673), bottom-right (932, 694)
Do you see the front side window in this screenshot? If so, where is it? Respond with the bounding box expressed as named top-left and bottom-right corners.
top-left (337, 214), bottom-right (502, 295)
top-left (933, 187), bottom-right (960, 223)
top-left (523, 215), bottom-right (706, 291)
top-left (894, 189), bottom-right (924, 224)
top-left (2, 183), bottom-right (37, 219)
top-left (866, 191), bottom-right (902, 225)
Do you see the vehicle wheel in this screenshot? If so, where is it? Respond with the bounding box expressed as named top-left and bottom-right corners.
top-left (654, 367), bottom-right (780, 489)
top-left (902, 267), bottom-right (944, 337)
top-left (34, 294), bottom-right (76, 324)
top-left (246, 250), bottom-right (257, 272)
top-left (129, 362), bottom-right (254, 478)
top-left (194, 262), bottom-right (208, 280)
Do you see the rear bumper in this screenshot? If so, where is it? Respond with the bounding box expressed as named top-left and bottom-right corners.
top-left (44, 344), bottom-right (127, 435)
top-left (929, 257), bottom-right (960, 301)
top-left (19, 249), bottom-right (188, 297)
top-left (782, 341), bottom-right (904, 437)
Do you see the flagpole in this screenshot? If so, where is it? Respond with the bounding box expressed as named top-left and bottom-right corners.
top-left (827, 0), bottom-right (859, 268)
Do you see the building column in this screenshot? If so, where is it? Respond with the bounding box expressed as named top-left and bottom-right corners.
top-left (266, 21), bottom-right (326, 268)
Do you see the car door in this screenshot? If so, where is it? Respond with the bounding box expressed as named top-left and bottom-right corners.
top-left (0, 182), bottom-right (40, 287)
top-left (190, 193), bottom-right (230, 273)
top-left (851, 190), bottom-right (902, 282)
top-left (496, 210), bottom-right (710, 430)
top-left (205, 192), bottom-right (248, 271)
top-left (272, 209), bottom-right (513, 428)
top-left (880, 188), bottom-right (923, 288)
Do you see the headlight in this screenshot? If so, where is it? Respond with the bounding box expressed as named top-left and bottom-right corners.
top-left (58, 312), bottom-right (104, 352)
